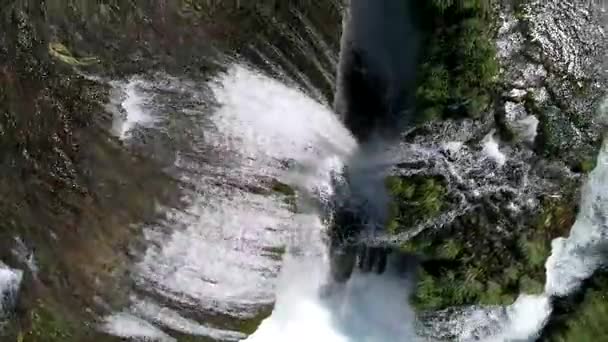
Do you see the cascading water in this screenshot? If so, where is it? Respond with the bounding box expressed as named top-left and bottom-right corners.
top-left (97, 55), bottom-right (608, 342)
top-left (545, 140), bottom-right (608, 297)
top-left (0, 262), bottom-right (22, 324)
top-left (93, 1), bottom-right (607, 340)
top-left (101, 64), bottom-right (362, 341)
top-left (246, 260), bottom-right (418, 342)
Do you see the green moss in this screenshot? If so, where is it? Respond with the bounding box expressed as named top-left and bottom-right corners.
top-left (48, 42), bottom-right (99, 66)
top-left (385, 175), bottom-right (447, 235)
top-left (551, 289), bottom-right (608, 341)
top-left (519, 275), bottom-right (544, 294)
top-left (414, 0), bottom-right (498, 121)
top-left (413, 268), bottom-right (487, 311)
top-left (576, 157), bottom-right (597, 174)
top-left (270, 180), bottom-right (296, 197)
top-left (518, 235), bottom-right (550, 268)
top-left (25, 300), bottom-right (76, 341)
top-left (479, 281), bottom-right (515, 306)
top-left (234, 306), bottom-right (273, 335)
top-left (437, 239), bottom-right (463, 260)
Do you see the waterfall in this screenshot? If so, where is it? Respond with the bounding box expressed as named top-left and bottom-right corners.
top-left (0, 262), bottom-right (22, 322)
top-left (102, 64), bottom-right (359, 340)
top-left (246, 259), bottom-right (418, 342)
top-left (545, 140), bottom-right (608, 297)
top-left (96, 1), bottom-right (606, 339)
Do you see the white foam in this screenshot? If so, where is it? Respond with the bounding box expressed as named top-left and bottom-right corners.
top-left (484, 295), bottom-right (552, 342)
top-left (131, 298), bottom-right (246, 341)
top-left (102, 313), bottom-right (175, 342)
top-left (135, 66), bottom-right (355, 317)
top-left (114, 79), bottom-right (156, 139)
top-left (517, 115), bottom-right (539, 144)
top-left (426, 294), bottom-right (551, 342)
top-left (443, 141), bottom-right (464, 155)
top-left (482, 131), bottom-right (507, 167)
top-left (209, 65), bottom-right (356, 175)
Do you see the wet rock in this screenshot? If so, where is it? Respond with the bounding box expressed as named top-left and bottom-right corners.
top-left (527, 0), bottom-right (605, 81)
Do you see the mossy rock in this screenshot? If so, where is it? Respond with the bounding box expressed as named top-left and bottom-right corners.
top-left (532, 101), bottom-right (603, 173)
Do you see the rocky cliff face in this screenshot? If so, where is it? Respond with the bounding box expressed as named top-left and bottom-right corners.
top-left (0, 2), bottom-right (180, 340)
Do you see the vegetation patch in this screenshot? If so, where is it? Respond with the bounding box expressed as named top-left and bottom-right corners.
top-left (552, 289), bottom-right (608, 342)
top-left (414, 0), bottom-right (498, 121)
top-left (24, 300), bottom-right (76, 342)
top-left (405, 195), bottom-right (575, 311)
top-left (539, 273), bottom-right (608, 342)
top-left (385, 175), bottom-right (448, 235)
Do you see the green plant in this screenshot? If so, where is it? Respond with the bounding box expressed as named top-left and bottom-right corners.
top-left (385, 175), bottom-right (447, 234)
top-left (26, 301), bottom-right (76, 342)
top-left (414, 0), bottom-right (498, 121)
top-left (553, 289), bottom-right (608, 342)
top-left (406, 194), bottom-right (576, 311)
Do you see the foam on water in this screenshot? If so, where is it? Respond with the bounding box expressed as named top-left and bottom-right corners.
top-left (107, 78), bottom-right (157, 139)
top-left (134, 65), bottom-right (355, 314)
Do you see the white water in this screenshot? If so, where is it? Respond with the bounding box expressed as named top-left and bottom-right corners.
top-left (430, 294), bottom-right (551, 342)
top-left (102, 313), bottom-right (176, 342)
top-left (482, 131), bottom-right (507, 167)
top-left (246, 259), bottom-right (418, 342)
top-left (545, 140), bottom-right (608, 296)
top-left (108, 78), bottom-right (157, 139)
top-left (0, 262), bottom-right (23, 319)
top-left (104, 65), bottom-right (362, 340)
